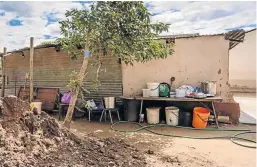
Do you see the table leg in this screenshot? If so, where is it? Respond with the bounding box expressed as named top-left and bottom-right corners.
top-left (89, 110), bottom-right (91, 121)
top-left (212, 101), bottom-right (219, 128)
top-left (109, 110), bottom-right (113, 124)
top-left (139, 100), bottom-right (144, 123)
top-left (58, 105), bottom-right (62, 121)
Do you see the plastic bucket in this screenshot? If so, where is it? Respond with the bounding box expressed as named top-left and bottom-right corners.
top-left (31, 102), bottom-right (42, 114)
top-left (104, 97), bottom-right (115, 109)
top-left (192, 107), bottom-right (210, 129)
top-left (146, 107), bottom-right (160, 124)
top-left (143, 89), bottom-right (150, 97)
top-left (147, 83), bottom-right (160, 97)
top-left (165, 106), bottom-right (179, 126)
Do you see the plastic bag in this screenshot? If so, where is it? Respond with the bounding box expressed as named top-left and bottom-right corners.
top-left (61, 92), bottom-right (72, 104)
top-left (86, 100), bottom-right (96, 109)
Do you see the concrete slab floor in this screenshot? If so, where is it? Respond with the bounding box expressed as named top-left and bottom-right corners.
top-left (233, 93), bottom-right (256, 122)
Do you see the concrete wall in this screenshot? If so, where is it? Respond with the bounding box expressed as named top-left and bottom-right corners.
top-left (122, 35), bottom-right (233, 102)
top-left (229, 29), bottom-right (256, 92)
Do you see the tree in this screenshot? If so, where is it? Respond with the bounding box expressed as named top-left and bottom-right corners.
top-left (58, 1), bottom-right (173, 128)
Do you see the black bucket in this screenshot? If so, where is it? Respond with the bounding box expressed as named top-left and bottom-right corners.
top-left (179, 111), bottom-right (193, 127)
top-left (123, 99), bottom-right (140, 122)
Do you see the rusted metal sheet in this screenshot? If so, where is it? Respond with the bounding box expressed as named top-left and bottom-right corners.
top-left (4, 47), bottom-right (123, 106)
top-left (36, 88), bottom-right (59, 111)
top-left (213, 102), bottom-right (240, 124)
top-left (18, 86), bottom-right (59, 111)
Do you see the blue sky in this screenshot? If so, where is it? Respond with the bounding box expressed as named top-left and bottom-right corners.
top-left (0, 1), bottom-right (256, 50)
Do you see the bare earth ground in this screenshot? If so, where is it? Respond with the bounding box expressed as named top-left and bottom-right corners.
top-left (56, 118), bottom-right (256, 167)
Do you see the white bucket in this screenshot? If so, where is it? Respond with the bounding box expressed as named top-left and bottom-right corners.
top-left (146, 107), bottom-right (160, 124)
top-left (104, 97), bottom-right (115, 109)
top-left (147, 83), bottom-right (160, 97)
top-left (165, 106), bottom-right (179, 126)
top-left (31, 102), bottom-right (42, 114)
top-left (143, 89), bottom-right (150, 97)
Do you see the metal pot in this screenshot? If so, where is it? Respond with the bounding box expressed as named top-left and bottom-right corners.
top-left (207, 81), bottom-right (217, 95)
top-left (201, 82), bottom-right (209, 94)
top-left (201, 81), bottom-right (217, 95)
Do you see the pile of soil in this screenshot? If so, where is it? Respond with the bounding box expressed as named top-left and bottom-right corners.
top-left (0, 96), bottom-right (146, 167)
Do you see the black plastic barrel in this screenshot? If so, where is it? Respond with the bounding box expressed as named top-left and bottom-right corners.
top-left (179, 111), bottom-right (192, 127)
top-left (123, 99), bottom-right (140, 122)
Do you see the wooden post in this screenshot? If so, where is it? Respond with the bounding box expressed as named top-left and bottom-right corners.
top-left (1, 47), bottom-right (7, 97)
top-left (29, 37), bottom-right (34, 103)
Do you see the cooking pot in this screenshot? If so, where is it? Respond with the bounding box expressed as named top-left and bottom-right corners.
top-left (201, 81), bottom-right (217, 95)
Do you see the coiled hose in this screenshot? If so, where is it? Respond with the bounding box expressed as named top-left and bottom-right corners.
top-left (111, 121), bottom-right (256, 149)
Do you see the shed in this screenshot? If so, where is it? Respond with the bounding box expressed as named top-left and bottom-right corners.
top-left (2, 46), bottom-right (123, 105)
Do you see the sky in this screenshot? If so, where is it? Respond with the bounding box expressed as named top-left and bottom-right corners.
top-left (0, 1), bottom-right (256, 51)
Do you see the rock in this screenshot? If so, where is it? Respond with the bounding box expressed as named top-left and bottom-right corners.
top-left (132, 154), bottom-right (139, 159)
top-left (100, 148), bottom-right (104, 153)
top-left (146, 149), bottom-right (154, 154)
top-left (108, 161), bottom-right (115, 167)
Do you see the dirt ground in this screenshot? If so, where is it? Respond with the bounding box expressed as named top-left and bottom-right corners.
top-left (60, 118), bottom-right (256, 167)
top-left (1, 95), bottom-right (255, 167)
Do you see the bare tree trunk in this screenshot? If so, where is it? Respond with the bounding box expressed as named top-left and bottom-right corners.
top-left (63, 56), bottom-right (89, 128)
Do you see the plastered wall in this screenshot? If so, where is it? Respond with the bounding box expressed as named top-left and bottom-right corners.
top-left (229, 29), bottom-right (256, 91)
top-left (122, 35), bottom-right (233, 102)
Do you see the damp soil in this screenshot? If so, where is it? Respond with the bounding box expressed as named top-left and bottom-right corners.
top-left (0, 96), bottom-right (146, 167)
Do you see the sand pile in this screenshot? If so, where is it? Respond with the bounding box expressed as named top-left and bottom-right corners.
top-left (0, 96), bottom-right (146, 167)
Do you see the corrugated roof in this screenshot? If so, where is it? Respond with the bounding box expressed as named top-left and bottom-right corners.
top-left (225, 29), bottom-right (245, 49)
top-left (159, 29), bottom-right (246, 50)
top-left (157, 33), bottom-right (200, 39)
top-left (0, 43), bottom-right (60, 57)
top-left (1, 29), bottom-right (247, 57)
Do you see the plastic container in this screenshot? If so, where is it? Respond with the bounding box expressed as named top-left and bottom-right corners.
top-left (143, 89), bottom-right (150, 97)
top-left (123, 99), bottom-right (140, 122)
top-left (146, 107), bottom-right (160, 124)
top-left (104, 97), bottom-right (115, 109)
top-left (207, 81), bottom-right (217, 95)
top-left (175, 89), bottom-right (186, 98)
top-left (179, 111), bottom-right (192, 127)
top-left (31, 102), bottom-right (42, 114)
top-left (147, 83), bottom-right (160, 97)
top-left (192, 107), bottom-right (210, 128)
top-left (165, 106), bottom-right (179, 126)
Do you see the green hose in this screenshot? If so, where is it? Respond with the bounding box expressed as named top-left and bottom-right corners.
top-left (111, 121), bottom-right (256, 149)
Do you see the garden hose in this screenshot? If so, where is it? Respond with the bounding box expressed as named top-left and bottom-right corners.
top-left (110, 121), bottom-right (256, 149)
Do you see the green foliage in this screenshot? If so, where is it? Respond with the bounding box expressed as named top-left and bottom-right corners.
top-left (67, 71), bottom-right (84, 92)
top-left (57, 1), bottom-right (174, 64)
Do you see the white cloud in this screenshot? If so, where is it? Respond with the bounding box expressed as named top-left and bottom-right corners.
top-left (149, 1), bottom-right (256, 35)
top-left (0, 1), bottom-right (256, 51)
top-left (0, 1), bottom-right (88, 51)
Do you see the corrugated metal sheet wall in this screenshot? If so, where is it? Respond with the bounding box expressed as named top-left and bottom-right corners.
top-left (4, 47), bottom-right (122, 104)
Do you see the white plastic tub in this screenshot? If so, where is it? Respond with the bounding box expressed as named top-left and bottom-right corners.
top-left (147, 83), bottom-right (160, 97)
top-left (31, 102), bottom-right (42, 114)
top-left (143, 89), bottom-right (150, 97)
top-left (165, 106), bottom-right (179, 126)
top-left (146, 107), bottom-right (160, 124)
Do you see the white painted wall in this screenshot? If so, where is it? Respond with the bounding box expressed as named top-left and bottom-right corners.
top-left (229, 29), bottom-right (256, 90)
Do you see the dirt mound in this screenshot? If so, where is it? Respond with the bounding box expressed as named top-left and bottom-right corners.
top-left (0, 96), bottom-right (146, 167)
